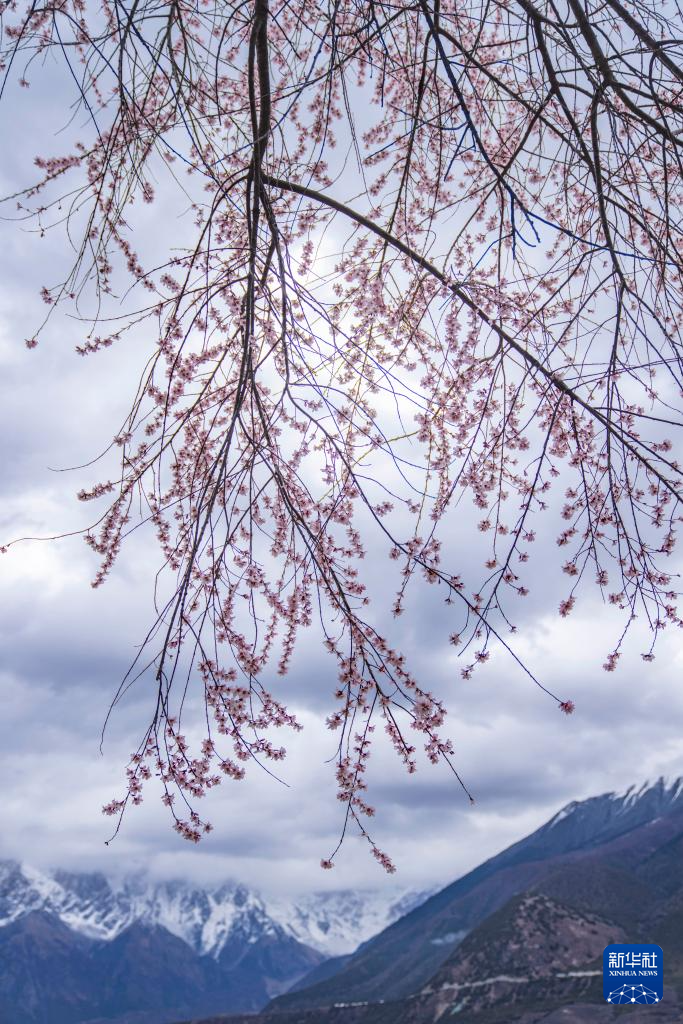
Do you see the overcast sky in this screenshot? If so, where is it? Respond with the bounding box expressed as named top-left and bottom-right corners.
top-left (1, 69), bottom-right (682, 900)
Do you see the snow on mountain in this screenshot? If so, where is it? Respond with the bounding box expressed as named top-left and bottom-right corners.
top-left (270, 776), bottom-right (683, 1014)
top-left (539, 775), bottom-right (683, 841)
top-left (269, 887), bottom-right (433, 957)
top-left (0, 860), bottom-right (432, 959)
top-left (1, 779), bottom-right (677, 966)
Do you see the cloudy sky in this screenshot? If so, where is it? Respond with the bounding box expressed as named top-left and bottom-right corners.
top-left (1, 67), bottom-right (682, 900)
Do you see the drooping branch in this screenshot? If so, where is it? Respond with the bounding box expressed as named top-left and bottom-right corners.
top-left (1, 0), bottom-right (682, 867)
top-left (263, 172), bottom-right (682, 502)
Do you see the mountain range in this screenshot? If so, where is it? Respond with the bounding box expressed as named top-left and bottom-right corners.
top-left (0, 864), bottom-right (429, 1023)
top-left (4, 777), bottom-right (683, 1024)
top-left (186, 776), bottom-right (683, 1024)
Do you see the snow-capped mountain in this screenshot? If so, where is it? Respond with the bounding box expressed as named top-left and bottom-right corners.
top-left (0, 860), bottom-right (431, 959)
top-left (270, 887), bottom-right (433, 958)
top-left (514, 775), bottom-right (683, 860)
top-left (3, 777), bottom-right (682, 1024)
top-left (544, 776), bottom-right (683, 830)
top-left (272, 776), bottom-right (683, 1012)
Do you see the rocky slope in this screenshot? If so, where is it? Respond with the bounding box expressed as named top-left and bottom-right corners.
top-left (6, 776), bottom-right (683, 1024)
top-left (184, 779), bottom-right (683, 1024)
top-left (269, 777), bottom-right (683, 1012)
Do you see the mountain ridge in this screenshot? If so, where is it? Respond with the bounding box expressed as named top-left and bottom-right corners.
top-left (3, 776), bottom-right (683, 1024)
top-left (0, 863), bottom-right (429, 1022)
top-left (0, 859), bottom-right (429, 960)
top-left (268, 776), bottom-right (683, 1011)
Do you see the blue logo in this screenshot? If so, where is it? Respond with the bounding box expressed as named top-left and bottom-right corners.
top-left (603, 944), bottom-right (663, 1004)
